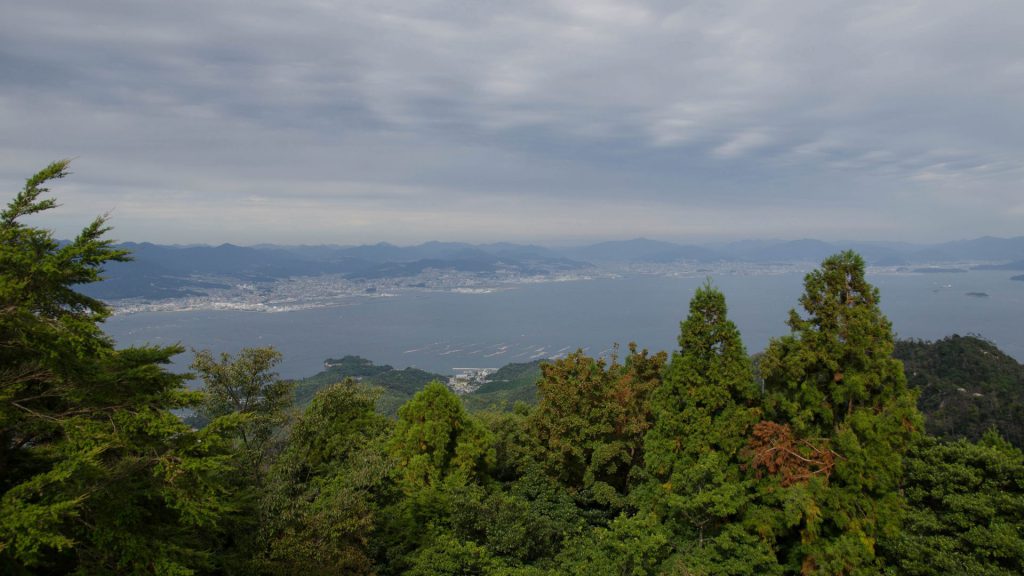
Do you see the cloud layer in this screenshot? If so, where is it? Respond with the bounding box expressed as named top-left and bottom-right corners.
top-left (2, 1), bottom-right (1022, 244)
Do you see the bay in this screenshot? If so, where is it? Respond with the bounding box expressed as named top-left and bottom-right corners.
top-left (104, 270), bottom-right (1024, 380)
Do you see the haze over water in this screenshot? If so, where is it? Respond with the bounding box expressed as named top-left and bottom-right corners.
top-left (103, 270), bottom-right (1024, 380)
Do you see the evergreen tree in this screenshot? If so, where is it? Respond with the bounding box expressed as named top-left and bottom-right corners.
top-left (378, 382), bottom-right (494, 574)
top-left (642, 281), bottom-right (777, 574)
top-left (529, 345), bottom-right (665, 511)
top-left (388, 381), bottom-right (494, 491)
top-left (756, 251), bottom-right (923, 574)
top-left (0, 161), bottom-right (238, 574)
top-left (880, 431), bottom-right (1024, 575)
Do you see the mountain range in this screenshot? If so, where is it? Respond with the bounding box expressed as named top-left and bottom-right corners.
top-left (79, 236), bottom-right (1024, 301)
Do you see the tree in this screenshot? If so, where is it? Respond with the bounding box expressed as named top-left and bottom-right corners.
top-left (191, 347), bottom-right (294, 484)
top-left (1, 160), bottom-right (129, 481)
top-left (880, 431), bottom-right (1024, 575)
top-left (555, 512), bottom-right (671, 576)
top-left (1, 161), bottom-right (239, 574)
top-left (375, 382), bottom-right (494, 574)
top-left (388, 381), bottom-right (494, 491)
top-left (529, 345), bottom-right (666, 510)
top-left (642, 282), bottom-right (777, 574)
top-left (258, 380), bottom-right (393, 576)
top-left (756, 251), bottom-right (923, 574)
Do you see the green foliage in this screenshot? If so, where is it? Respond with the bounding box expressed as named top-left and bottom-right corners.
top-left (406, 532), bottom-right (502, 576)
top-left (291, 354), bottom-right (447, 414)
top-left (555, 512), bottom-right (671, 576)
top-left (474, 405), bottom-right (536, 482)
top-left (529, 345), bottom-right (666, 510)
top-left (257, 381), bottom-right (394, 575)
top-left (1, 162), bottom-right (239, 574)
top-left (880, 432), bottom-right (1024, 575)
top-left (6, 171), bottom-right (1020, 576)
top-left (191, 347), bottom-right (294, 483)
top-left (389, 381), bottom-right (495, 491)
top-left (448, 470), bottom-right (586, 566)
top-left (758, 251), bottom-right (923, 574)
top-left (642, 281), bottom-right (774, 573)
top-left (895, 334), bottom-right (1024, 447)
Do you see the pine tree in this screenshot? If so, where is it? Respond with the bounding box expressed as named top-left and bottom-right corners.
top-left (388, 381), bottom-right (494, 491)
top-left (756, 251), bottom-right (923, 574)
top-left (0, 162), bottom-right (239, 574)
top-left (642, 281), bottom-right (777, 574)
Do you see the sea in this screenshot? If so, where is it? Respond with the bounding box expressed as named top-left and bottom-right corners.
top-left (104, 270), bottom-right (1024, 380)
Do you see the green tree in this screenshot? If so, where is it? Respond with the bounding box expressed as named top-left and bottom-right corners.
top-left (757, 251), bottom-right (923, 574)
top-left (0, 161), bottom-right (238, 574)
top-left (376, 382), bottom-right (494, 574)
top-left (191, 347), bottom-right (294, 484)
top-left (642, 282), bottom-right (777, 574)
top-left (880, 431), bottom-right (1024, 575)
top-left (529, 345), bottom-right (666, 510)
top-left (388, 380), bottom-right (494, 491)
top-left (555, 512), bottom-right (671, 576)
top-left (406, 532), bottom-right (502, 576)
top-left (258, 380), bottom-right (393, 576)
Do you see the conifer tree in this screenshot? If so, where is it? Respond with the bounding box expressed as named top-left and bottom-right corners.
top-left (756, 251), bottom-right (923, 574)
top-left (643, 282), bottom-right (777, 574)
top-left (529, 345), bottom-right (665, 510)
top-left (0, 161), bottom-right (239, 573)
top-left (881, 430), bottom-right (1024, 575)
top-left (388, 381), bottom-right (494, 491)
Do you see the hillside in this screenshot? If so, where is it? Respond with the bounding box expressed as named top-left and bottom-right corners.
top-left (461, 360), bottom-right (545, 410)
top-left (290, 355), bottom-right (547, 415)
top-left (291, 355), bottom-right (448, 414)
top-left (894, 335), bottom-right (1024, 446)
top-left (290, 338), bottom-right (1024, 449)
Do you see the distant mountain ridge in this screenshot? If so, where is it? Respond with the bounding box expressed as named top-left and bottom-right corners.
top-left (78, 236), bottom-right (1024, 301)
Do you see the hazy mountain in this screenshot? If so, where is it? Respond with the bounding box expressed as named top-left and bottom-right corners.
top-left (747, 239), bottom-right (839, 262)
top-left (78, 235), bottom-right (1024, 301)
top-left (914, 236), bottom-right (1024, 262)
top-left (560, 238), bottom-right (721, 263)
top-left (84, 240), bottom-right (589, 300)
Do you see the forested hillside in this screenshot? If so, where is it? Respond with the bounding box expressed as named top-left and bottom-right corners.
top-left (4, 164), bottom-right (1024, 575)
top-left (895, 334), bottom-right (1024, 446)
top-left (292, 338), bottom-right (1024, 451)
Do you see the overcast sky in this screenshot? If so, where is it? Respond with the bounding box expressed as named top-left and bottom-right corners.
top-left (2, 1), bottom-right (1022, 245)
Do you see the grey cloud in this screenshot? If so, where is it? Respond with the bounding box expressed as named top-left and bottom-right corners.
top-left (1, 1), bottom-right (1022, 244)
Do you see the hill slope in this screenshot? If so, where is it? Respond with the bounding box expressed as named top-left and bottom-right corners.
top-left (894, 335), bottom-right (1024, 446)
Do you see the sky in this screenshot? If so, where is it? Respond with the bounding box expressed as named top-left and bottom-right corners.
top-left (2, 1), bottom-right (1022, 246)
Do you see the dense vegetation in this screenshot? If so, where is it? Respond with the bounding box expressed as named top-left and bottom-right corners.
top-left (3, 163), bottom-right (1024, 575)
top-left (895, 334), bottom-right (1024, 447)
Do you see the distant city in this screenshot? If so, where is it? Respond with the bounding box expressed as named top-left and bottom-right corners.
top-left (86, 236), bottom-right (1024, 314)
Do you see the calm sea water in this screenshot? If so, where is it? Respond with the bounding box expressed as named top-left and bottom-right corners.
top-left (104, 270), bottom-right (1024, 379)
